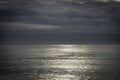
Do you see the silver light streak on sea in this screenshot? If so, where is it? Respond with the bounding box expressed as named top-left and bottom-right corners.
top-left (0, 44), bottom-right (120, 80)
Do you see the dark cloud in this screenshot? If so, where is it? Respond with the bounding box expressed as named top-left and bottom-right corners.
top-left (0, 0), bottom-right (120, 44)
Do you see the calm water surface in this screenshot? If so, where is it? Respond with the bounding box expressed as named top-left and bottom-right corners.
top-left (0, 44), bottom-right (120, 80)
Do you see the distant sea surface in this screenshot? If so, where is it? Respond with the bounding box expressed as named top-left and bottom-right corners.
top-left (0, 44), bottom-right (120, 80)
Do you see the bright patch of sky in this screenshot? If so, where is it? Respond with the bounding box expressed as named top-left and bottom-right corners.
top-left (0, 22), bottom-right (60, 30)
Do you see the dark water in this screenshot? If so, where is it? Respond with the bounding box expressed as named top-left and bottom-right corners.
top-left (0, 44), bottom-right (120, 80)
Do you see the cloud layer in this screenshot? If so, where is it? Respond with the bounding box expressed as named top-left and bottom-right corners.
top-left (0, 0), bottom-right (120, 44)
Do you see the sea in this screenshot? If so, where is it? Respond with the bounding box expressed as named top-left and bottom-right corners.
top-left (0, 44), bottom-right (120, 80)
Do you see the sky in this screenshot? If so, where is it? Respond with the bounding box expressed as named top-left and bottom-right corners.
top-left (0, 0), bottom-right (120, 44)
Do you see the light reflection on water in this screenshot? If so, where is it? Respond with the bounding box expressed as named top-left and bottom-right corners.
top-left (0, 45), bottom-right (120, 80)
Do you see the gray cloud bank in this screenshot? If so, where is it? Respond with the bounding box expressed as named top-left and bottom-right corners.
top-left (0, 0), bottom-right (120, 44)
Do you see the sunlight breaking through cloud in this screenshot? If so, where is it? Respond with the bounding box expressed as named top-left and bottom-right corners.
top-left (0, 22), bottom-right (60, 30)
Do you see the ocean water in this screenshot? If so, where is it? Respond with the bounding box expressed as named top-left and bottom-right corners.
top-left (0, 44), bottom-right (120, 80)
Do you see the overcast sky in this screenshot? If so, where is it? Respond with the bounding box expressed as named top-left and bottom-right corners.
top-left (0, 0), bottom-right (120, 44)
